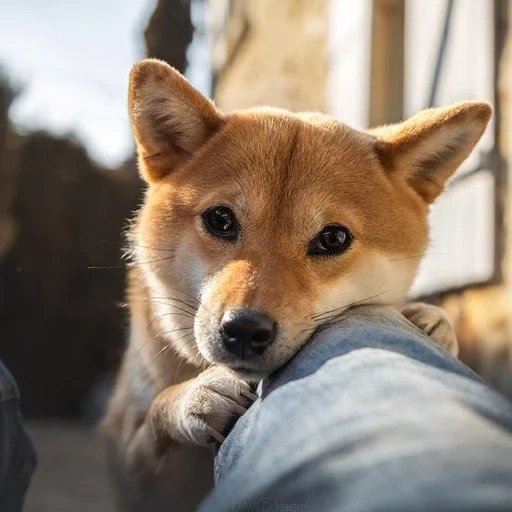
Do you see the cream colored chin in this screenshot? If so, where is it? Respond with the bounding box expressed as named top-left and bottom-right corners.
top-left (314, 252), bottom-right (419, 318)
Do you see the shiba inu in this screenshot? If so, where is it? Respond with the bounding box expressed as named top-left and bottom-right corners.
top-left (101, 59), bottom-right (491, 511)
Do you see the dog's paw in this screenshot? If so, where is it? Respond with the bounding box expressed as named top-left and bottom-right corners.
top-left (177, 366), bottom-right (257, 445)
top-left (400, 302), bottom-right (459, 357)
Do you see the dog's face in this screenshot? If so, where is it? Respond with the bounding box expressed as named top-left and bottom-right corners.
top-left (129, 59), bottom-right (491, 379)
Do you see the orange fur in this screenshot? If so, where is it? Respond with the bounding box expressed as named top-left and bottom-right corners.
top-left (102, 59), bottom-right (491, 511)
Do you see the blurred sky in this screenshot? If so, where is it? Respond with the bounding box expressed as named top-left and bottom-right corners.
top-left (0, 0), bottom-right (210, 167)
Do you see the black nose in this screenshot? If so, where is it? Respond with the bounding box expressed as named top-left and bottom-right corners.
top-left (221, 308), bottom-right (276, 358)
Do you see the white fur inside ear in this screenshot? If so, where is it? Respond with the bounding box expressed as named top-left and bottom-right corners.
top-left (129, 60), bottom-right (222, 169)
top-left (133, 79), bottom-right (210, 155)
top-left (403, 124), bottom-right (474, 177)
top-left (378, 102), bottom-right (491, 203)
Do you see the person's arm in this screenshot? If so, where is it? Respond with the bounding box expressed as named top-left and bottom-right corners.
top-left (0, 360), bottom-right (37, 512)
top-left (200, 305), bottom-right (512, 512)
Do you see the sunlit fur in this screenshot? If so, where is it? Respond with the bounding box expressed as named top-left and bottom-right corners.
top-left (129, 77), bottom-right (490, 378)
top-left (102, 59), bottom-right (491, 511)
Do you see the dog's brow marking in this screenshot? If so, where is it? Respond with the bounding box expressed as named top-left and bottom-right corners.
top-left (285, 122), bottom-right (300, 176)
top-left (271, 121), bottom-right (300, 229)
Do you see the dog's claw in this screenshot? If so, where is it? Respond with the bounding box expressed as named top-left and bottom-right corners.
top-left (241, 389), bottom-right (258, 402)
top-left (206, 426), bottom-right (225, 443)
top-left (178, 366), bottom-right (255, 445)
top-left (400, 302), bottom-right (459, 356)
top-left (229, 400), bottom-right (249, 416)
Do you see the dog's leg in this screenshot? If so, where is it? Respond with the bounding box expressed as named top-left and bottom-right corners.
top-left (400, 302), bottom-right (459, 357)
top-left (102, 365), bottom-right (255, 512)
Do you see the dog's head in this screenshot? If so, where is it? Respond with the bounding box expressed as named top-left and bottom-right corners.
top-left (129, 59), bottom-right (491, 379)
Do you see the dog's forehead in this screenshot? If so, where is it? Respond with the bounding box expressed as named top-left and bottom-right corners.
top-left (212, 111), bottom-right (380, 189)
top-left (154, 110), bottom-right (427, 263)
top-left (165, 112), bottom-right (398, 242)
top-left (171, 110), bottom-right (397, 235)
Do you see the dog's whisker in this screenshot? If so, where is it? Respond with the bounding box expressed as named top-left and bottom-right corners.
top-left (145, 292), bottom-right (210, 314)
top-left (146, 295), bottom-right (201, 311)
top-left (129, 299), bottom-right (194, 310)
top-left (170, 289), bottom-right (205, 307)
top-left (101, 238), bottom-right (176, 253)
top-left (318, 308), bottom-right (385, 326)
top-left (388, 254), bottom-right (425, 262)
top-left (388, 252), bottom-right (461, 262)
top-left (310, 290), bottom-right (390, 321)
top-left (152, 292), bottom-right (215, 315)
top-left (154, 343), bottom-right (172, 358)
top-left (154, 332), bottom-right (195, 359)
top-left (173, 357), bottom-right (185, 382)
top-left (146, 308), bottom-right (196, 334)
top-left (149, 312), bottom-right (194, 320)
top-left (89, 254), bottom-right (178, 271)
top-left (128, 255), bottom-right (176, 267)
top-left (301, 309), bottom-right (384, 335)
top-left (152, 303), bottom-right (197, 318)
top-left (319, 312), bottom-right (384, 327)
top-left (138, 326), bottom-right (194, 354)
top-left (140, 320), bottom-right (195, 349)
top-left (149, 295), bottom-right (200, 308)
top-left (88, 264), bottom-right (127, 270)
top-left (130, 298), bottom-right (200, 315)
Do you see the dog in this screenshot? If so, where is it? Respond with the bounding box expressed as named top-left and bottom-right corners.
top-left (101, 58), bottom-right (491, 511)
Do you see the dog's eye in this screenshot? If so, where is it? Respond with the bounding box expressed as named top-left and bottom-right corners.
top-left (202, 206), bottom-right (238, 241)
top-left (308, 225), bottom-right (352, 256)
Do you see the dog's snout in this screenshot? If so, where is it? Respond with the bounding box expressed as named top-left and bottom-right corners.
top-left (221, 308), bottom-right (276, 358)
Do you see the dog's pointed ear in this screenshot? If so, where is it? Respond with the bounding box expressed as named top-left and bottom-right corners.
top-left (371, 102), bottom-right (492, 203)
top-left (129, 59), bottom-right (224, 183)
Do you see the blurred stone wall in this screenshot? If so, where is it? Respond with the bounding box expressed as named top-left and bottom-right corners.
top-left (211, 0), bottom-right (329, 112)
